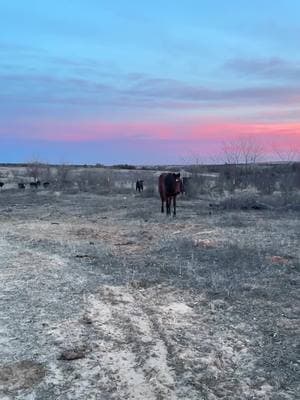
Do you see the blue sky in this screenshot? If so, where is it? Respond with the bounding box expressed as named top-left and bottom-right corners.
top-left (1, 0), bottom-right (300, 164)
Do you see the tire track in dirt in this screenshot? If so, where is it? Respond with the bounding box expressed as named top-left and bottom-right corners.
top-left (46, 285), bottom-right (177, 399)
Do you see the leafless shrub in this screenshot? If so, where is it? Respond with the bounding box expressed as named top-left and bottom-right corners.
top-left (274, 191), bottom-right (300, 211)
top-left (278, 163), bottom-right (300, 197)
top-left (218, 189), bottom-right (300, 211)
top-left (180, 173), bottom-right (215, 199)
top-left (219, 137), bottom-right (264, 191)
top-left (40, 164), bottom-right (53, 182)
top-left (96, 173), bottom-right (113, 194)
top-left (218, 164), bottom-right (240, 193)
top-left (141, 185), bottom-right (156, 198)
top-left (26, 160), bottom-right (48, 183)
top-left (273, 145), bottom-right (300, 163)
top-left (56, 164), bottom-right (72, 189)
top-left (76, 169), bottom-right (112, 193)
top-left (185, 175), bottom-right (207, 198)
top-left (219, 193), bottom-right (269, 210)
top-left (256, 173), bottom-right (276, 195)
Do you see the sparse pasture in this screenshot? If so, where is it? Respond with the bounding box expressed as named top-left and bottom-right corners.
top-left (0, 165), bottom-right (299, 400)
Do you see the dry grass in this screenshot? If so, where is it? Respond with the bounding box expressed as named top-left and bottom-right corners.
top-left (0, 186), bottom-right (299, 399)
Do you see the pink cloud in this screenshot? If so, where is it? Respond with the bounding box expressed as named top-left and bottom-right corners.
top-left (1, 118), bottom-right (299, 158)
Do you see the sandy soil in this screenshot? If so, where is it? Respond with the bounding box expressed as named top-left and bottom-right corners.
top-left (0, 189), bottom-right (299, 399)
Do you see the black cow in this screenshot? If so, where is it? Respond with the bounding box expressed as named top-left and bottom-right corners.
top-left (30, 182), bottom-right (39, 189)
top-left (158, 173), bottom-right (183, 216)
top-left (136, 180), bottom-right (144, 192)
top-left (0, 182), bottom-right (4, 189)
top-left (18, 183), bottom-right (26, 189)
top-left (43, 182), bottom-right (50, 188)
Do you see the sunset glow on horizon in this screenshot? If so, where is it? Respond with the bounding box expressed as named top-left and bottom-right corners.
top-left (1, 1), bottom-right (300, 164)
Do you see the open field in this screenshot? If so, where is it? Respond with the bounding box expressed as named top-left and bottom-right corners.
top-left (0, 170), bottom-right (299, 399)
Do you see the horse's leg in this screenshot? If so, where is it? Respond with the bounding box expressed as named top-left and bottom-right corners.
top-left (166, 197), bottom-right (171, 215)
top-left (173, 196), bottom-right (176, 216)
top-left (161, 200), bottom-right (164, 213)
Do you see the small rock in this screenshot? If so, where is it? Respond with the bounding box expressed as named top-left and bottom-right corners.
top-left (58, 347), bottom-right (87, 361)
top-left (81, 316), bottom-right (93, 325)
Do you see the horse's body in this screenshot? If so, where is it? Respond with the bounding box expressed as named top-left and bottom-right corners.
top-left (158, 173), bottom-right (182, 216)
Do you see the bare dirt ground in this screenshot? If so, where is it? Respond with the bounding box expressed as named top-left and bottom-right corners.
top-left (0, 189), bottom-right (299, 399)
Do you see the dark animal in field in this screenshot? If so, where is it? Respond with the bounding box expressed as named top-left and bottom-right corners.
top-left (18, 183), bottom-right (26, 189)
top-left (30, 182), bottom-right (39, 189)
top-left (158, 173), bottom-right (183, 216)
top-left (136, 180), bottom-right (144, 192)
top-left (43, 182), bottom-right (50, 188)
top-left (0, 182), bottom-right (4, 189)
top-left (182, 177), bottom-right (191, 195)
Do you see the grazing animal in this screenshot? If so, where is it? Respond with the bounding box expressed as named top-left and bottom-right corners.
top-left (30, 182), bottom-right (39, 189)
top-left (136, 180), bottom-right (144, 192)
top-left (0, 182), bottom-right (4, 189)
top-left (158, 173), bottom-right (183, 216)
top-left (18, 183), bottom-right (26, 189)
top-left (43, 182), bottom-right (50, 188)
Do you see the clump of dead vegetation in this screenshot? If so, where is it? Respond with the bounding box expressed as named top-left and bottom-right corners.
top-left (218, 193), bottom-right (269, 210)
top-left (185, 161), bottom-right (300, 205)
top-left (218, 191), bottom-right (300, 211)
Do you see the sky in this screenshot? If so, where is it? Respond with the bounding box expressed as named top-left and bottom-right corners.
top-left (1, 0), bottom-right (300, 164)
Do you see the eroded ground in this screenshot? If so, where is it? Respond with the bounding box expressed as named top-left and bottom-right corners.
top-left (0, 190), bottom-right (299, 399)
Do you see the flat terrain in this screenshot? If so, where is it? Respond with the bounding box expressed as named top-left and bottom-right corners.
top-left (0, 189), bottom-right (299, 399)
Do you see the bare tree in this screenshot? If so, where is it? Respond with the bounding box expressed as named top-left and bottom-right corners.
top-left (56, 164), bottom-right (71, 188)
top-left (273, 144), bottom-right (300, 163)
top-left (26, 160), bottom-right (45, 182)
top-left (221, 137), bottom-right (264, 191)
top-left (222, 141), bottom-right (242, 165)
top-left (222, 136), bottom-right (263, 166)
top-left (239, 137), bottom-right (263, 165)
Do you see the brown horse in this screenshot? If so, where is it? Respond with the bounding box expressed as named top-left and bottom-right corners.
top-left (158, 173), bottom-right (183, 216)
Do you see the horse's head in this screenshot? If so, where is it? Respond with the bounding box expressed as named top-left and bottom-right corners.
top-left (173, 173), bottom-right (182, 195)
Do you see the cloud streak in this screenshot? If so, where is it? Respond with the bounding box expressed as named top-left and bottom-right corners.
top-left (2, 70), bottom-right (300, 116)
top-left (2, 117), bottom-right (299, 146)
top-left (1, 117), bottom-right (299, 164)
top-left (225, 57), bottom-right (300, 81)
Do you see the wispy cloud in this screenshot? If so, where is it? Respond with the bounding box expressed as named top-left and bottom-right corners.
top-left (2, 70), bottom-right (300, 117)
top-left (224, 57), bottom-right (300, 81)
top-left (1, 41), bottom-right (300, 118)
